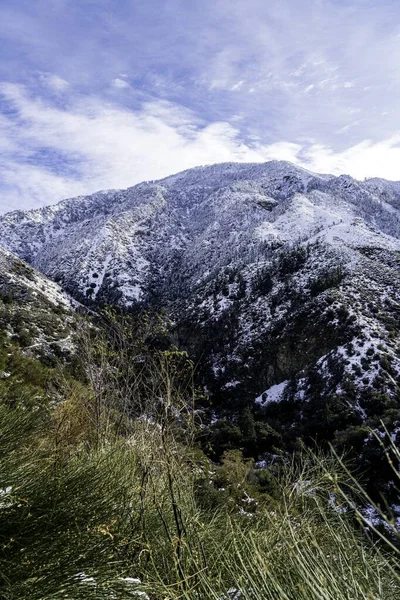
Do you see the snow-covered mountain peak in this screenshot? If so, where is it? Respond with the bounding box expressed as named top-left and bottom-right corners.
top-left (2, 159), bottom-right (400, 438)
top-left (3, 160), bottom-right (400, 498)
top-left (158, 160), bottom-right (331, 193)
top-left (1, 160), bottom-right (400, 306)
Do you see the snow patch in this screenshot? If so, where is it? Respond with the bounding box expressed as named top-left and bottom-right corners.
top-left (256, 380), bottom-right (289, 406)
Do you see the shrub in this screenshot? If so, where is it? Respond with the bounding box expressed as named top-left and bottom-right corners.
top-left (309, 265), bottom-right (344, 296)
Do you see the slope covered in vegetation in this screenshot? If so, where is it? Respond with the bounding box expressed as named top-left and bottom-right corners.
top-left (2, 162), bottom-right (400, 502)
top-left (1, 309), bottom-right (400, 600)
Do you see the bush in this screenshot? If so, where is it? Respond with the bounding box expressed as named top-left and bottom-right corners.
top-left (309, 265), bottom-right (344, 296)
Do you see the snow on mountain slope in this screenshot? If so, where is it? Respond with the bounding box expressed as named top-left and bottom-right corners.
top-left (0, 246), bottom-right (73, 309)
top-left (0, 246), bottom-right (77, 358)
top-left (2, 160), bottom-right (399, 303)
top-left (1, 160), bottom-right (400, 417)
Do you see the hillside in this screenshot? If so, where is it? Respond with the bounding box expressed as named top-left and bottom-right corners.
top-left (0, 246), bottom-right (77, 361)
top-left (1, 161), bottom-right (400, 493)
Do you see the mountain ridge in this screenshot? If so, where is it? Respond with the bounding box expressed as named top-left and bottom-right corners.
top-left (2, 160), bottom-right (400, 305)
top-left (1, 159), bottom-right (400, 471)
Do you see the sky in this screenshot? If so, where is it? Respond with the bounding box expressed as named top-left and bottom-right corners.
top-left (1, 0), bottom-right (400, 212)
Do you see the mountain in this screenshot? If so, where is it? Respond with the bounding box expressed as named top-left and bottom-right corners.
top-left (0, 161), bottom-right (335, 305)
top-left (1, 160), bottom-right (400, 475)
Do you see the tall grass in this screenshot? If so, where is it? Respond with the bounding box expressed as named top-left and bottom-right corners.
top-left (1, 402), bottom-right (400, 599)
top-left (141, 443), bottom-right (400, 600)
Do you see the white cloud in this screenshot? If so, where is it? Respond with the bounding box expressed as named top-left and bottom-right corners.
top-left (112, 78), bottom-right (131, 89)
top-left (231, 80), bottom-right (244, 91)
top-left (1, 82), bottom-right (400, 213)
top-left (302, 136), bottom-right (400, 180)
top-left (40, 73), bottom-right (69, 92)
top-left (0, 160), bottom-right (86, 214)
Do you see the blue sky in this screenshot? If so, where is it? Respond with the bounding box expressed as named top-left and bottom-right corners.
top-left (1, 0), bottom-right (400, 211)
